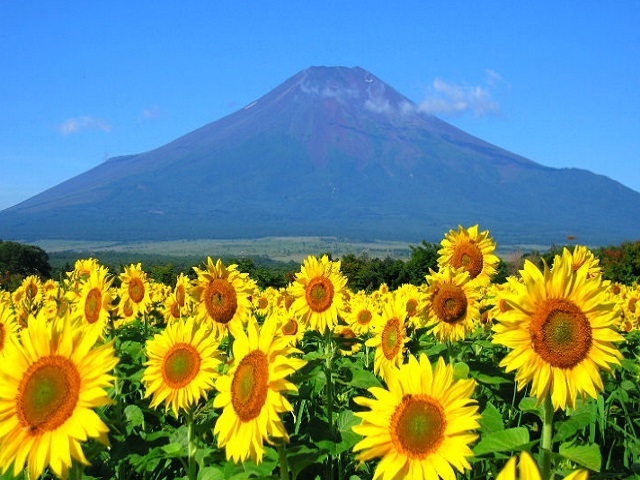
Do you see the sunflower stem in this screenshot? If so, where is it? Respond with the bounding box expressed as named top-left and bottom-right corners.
top-left (187, 408), bottom-right (197, 480)
top-left (539, 392), bottom-right (554, 480)
top-left (277, 439), bottom-right (290, 480)
top-left (323, 327), bottom-right (336, 480)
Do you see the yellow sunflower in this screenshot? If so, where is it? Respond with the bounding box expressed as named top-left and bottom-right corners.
top-left (424, 266), bottom-right (482, 343)
top-left (213, 317), bottom-right (306, 464)
top-left (352, 354), bottom-right (480, 480)
top-left (335, 324), bottom-right (362, 356)
top-left (497, 450), bottom-right (588, 480)
top-left (191, 258), bottom-right (256, 338)
top-left (395, 283), bottom-right (428, 329)
top-left (0, 293), bottom-right (19, 356)
top-left (365, 293), bottom-right (409, 381)
top-left (142, 316), bottom-right (222, 417)
top-left (159, 292), bottom-right (184, 324)
top-left (289, 254), bottom-right (348, 333)
top-left (492, 254), bottom-right (624, 410)
top-left (438, 224), bottom-right (500, 284)
top-left (72, 265), bottom-right (115, 335)
top-left (118, 263), bottom-right (152, 319)
top-left (344, 290), bottom-right (380, 336)
top-left (561, 245), bottom-right (602, 279)
top-left (173, 273), bottom-right (193, 311)
top-left (0, 315), bottom-right (118, 479)
top-left (268, 304), bottom-right (307, 345)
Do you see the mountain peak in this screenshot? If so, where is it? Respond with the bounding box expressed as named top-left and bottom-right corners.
top-left (1, 66), bottom-right (639, 245)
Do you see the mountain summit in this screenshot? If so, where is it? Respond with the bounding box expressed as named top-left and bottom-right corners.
top-left (1, 66), bottom-right (639, 245)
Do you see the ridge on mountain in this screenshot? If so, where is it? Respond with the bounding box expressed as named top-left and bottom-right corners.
top-left (1, 65), bottom-right (639, 246)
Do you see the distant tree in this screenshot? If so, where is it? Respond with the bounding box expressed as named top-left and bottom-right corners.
top-left (0, 240), bottom-right (52, 280)
top-left (401, 241), bottom-right (439, 285)
top-left (596, 241), bottom-right (640, 285)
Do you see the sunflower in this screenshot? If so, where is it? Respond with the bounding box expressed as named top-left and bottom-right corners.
top-left (438, 224), bottom-right (500, 284)
top-left (159, 293), bottom-right (184, 324)
top-left (142, 316), bottom-right (222, 417)
top-left (173, 273), bottom-right (193, 311)
top-left (561, 245), bottom-right (602, 279)
top-left (191, 258), bottom-right (256, 338)
top-left (334, 324), bottom-right (362, 356)
top-left (344, 290), bottom-right (380, 336)
top-left (366, 293), bottom-right (409, 381)
top-left (352, 354), bottom-right (480, 480)
top-left (289, 255), bottom-right (348, 333)
top-left (497, 450), bottom-right (588, 480)
top-left (118, 263), bottom-right (152, 319)
top-left (395, 283), bottom-right (428, 329)
top-left (268, 304), bottom-right (307, 345)
top-left (213, 317), bottom-right (306, 464)
top-left (0, 315), bottom-right (117, 479)
top-left (0, 293), bottom-right (19, 356)
top-left (492, 254), bottom-right (624, 411)
top-left (424, 266), bottom-right (482, 343)
top-left (72, 265), bottom-right (115, 336)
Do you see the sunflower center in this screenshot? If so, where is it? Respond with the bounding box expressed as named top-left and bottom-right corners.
top-left (204, 278), bottom-right (238, 324)
top-left (281, 319), bottom-right (299, 336)
top-left (128, 278), bottom-right (145, 304)
top-left (258, 296), bottom-right (269, 310)
top-left (231, 350), bottom-right (269, 422)
top-left (452, 241), bottom-right (484, 279)
top-left (162, 344), bottom-right (201, 388)
top-left (433, 284), bottom-right (468, 324)
top-left (26, 282), bottom-right (39, 300)
top-left (170, 301), bottom-right (181, 319)
top-left (406, 299), bottom-right (419, 318)
top-left (305, 276), bottom-right (334, 313)
top-left (391, 394), bottom-right (447, 458)
top-left (357, 309), bottom-right (372, 325)
top-left (629, 298), bottom-right (637, 314)
top-left (530, 298), bottom-right (592, 369)
top-left (17, 355), bottom-right (81, 434)
top-left (84, 287), bottom-right (102, 324)
top-left (381, 317), bottom-right (402, 360)
top-left (175, 284), bottom-right (186, 307)
top-left (123, 299), bottom-right (134, 317)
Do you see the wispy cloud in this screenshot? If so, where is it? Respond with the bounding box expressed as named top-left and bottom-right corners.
top-left (56, 116), bottom-right (112, 135)
top-left (417, 70), bottom-right (508, 118)
top-left (139, 105), bottom-right (162, 122)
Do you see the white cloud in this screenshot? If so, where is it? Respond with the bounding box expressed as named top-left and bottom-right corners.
top-left (56, 116), bottom-right (112, 135)
top-left (139, 105), bottom-right (161, 121)
top-left (417, 73), bottom-right (506, 118)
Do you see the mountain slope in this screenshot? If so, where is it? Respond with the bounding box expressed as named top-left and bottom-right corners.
top-left (1, 66), bottom-right (639, 245)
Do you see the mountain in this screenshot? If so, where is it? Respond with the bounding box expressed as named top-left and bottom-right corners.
top-left (1, 66), bottom-right (639, 246)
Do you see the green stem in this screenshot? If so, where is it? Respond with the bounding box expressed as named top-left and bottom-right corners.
top-left (324, 327), bottom-right (336, 480)
top-left (187, 408), bottom-right (197, 480)
top-left (539, 392), bottom-right (554, 480)
top-left (68, 461), bottom-right (84, 480)
top-left (277, 440), bottom-right (290, 480)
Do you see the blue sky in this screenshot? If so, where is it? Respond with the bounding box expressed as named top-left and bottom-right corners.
top-left (1, 1), bottom-right (639, 211)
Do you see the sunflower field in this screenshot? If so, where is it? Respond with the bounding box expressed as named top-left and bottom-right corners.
top-left (1, 225), bottom-right (640, 480)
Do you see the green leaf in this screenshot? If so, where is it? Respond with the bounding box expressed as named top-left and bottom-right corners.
top-left (471, 372), bottom-right (512, 385)
top-left (286, 445), bottom-right (327, 479)
top-left (161, 442), bottom-right (184, 457)
top-left (473, 427), bottom-right (530, 456)
top-left (479, 402), bottom-right (504, 434)
top-left (554, 404), bottom-right (595, 442)
top-left (559, 442), bottom-right (601, 472)
top-left (124, 404), bottom-right (144, 433)
top-left (348, 369), bottom-right (382, 389)
top-left (518, 397), bottom-right (543, 419)
top-left (453, 361), bottom-right (470, 380)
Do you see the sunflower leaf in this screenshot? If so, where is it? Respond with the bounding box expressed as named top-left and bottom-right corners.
top-left (472, 427), bottom-right (530, 456)
top-left (559, 442), bottom-right (602, 472)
